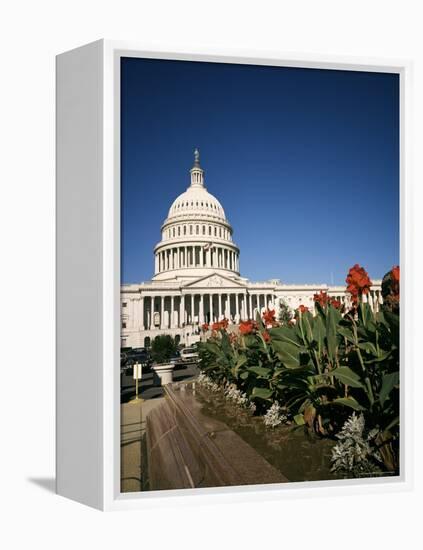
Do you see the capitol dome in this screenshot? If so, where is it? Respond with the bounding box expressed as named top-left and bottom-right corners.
top-left (167, 187), bottom-right (227, 223)
top-left (152, 149), bottom-right (240, 281)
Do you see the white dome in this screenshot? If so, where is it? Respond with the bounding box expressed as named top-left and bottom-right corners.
top-left (167, 186), bottom-right (227, 223)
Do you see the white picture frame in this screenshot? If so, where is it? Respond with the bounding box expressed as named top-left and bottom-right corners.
top-left (56, 39), bottom-right (412, 511)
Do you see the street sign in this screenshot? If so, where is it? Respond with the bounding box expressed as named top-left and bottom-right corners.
top-left (133, 362), bottom-right (142, 380)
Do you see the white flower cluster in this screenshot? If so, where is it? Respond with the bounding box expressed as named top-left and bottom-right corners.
top-left (196, 372), bottom-right (220, 393)
top-left (263, 401), bottom-right (288, 428)
top-left (331, 413), bottom-right (381, 477)
top-left (196, 374), bottom-right (256, 413)
top-left (224, 382), bottom-right (256, 412)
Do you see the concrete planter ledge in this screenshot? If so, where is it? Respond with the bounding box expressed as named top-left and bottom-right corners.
top-left (146, 381), bottom-right (288, 491)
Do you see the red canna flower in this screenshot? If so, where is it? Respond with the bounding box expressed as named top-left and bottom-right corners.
top-left (391, 265), bottom-right (400, 283)
top-left (346, 264), bottom-right (372, 305)
top-left (330, 298), bottom-right (342, 310)
top-left (201, 323), bottom-right (209, 332)
top-left (220, 317), bottom-right (229, 329)
top-left (313, 291), bottom-right (330, 306)
top-left (297, 304), bottom-right (309, 314)
top-left (211, 318), bottom-right (229, 332)
top-left (261, 330), bottom-right (271, 342)
top-left (239, 320), bottom-right (256, 335)
top-left (391, 265), bottom-right (400, 303)
top-left (262, 309), bottom-right (277, 327)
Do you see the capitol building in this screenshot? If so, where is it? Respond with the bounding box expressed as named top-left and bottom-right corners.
top-left (121, 150), bottom-right (382, 348)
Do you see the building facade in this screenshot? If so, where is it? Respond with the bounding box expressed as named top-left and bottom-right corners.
top-left (121, 150), bottom-right (382, 348)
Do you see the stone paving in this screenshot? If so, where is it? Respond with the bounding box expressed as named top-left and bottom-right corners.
top-left (120, 363), bottom-right (199, 493)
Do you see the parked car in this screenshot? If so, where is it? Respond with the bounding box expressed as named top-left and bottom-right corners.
top-left (179, 347), bottom-right (199, 365)
top-left (121, 347), bottom-right (152, 373)
top-left (170, 350), bottom-right (182, 368)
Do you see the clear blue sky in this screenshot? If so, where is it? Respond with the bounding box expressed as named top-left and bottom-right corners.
top-left (121, 57), bottom-right (399, 285)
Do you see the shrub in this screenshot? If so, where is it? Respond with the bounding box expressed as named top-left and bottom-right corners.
top-left (151, 334), bottom-right (178, 364)
top-left (331, 413), bottom-right (383, 477)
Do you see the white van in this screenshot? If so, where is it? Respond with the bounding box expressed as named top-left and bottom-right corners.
top-left (179, 347), bottom-right (199, 364)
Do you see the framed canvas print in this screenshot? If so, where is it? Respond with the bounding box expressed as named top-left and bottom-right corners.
top-left (56, 40), bottom-right (412, 510)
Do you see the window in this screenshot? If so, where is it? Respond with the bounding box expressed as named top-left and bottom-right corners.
top-left (178, 227), bottom-right (181, 236)
top-left (183, 226), bottom-right (186, 235)
top-left (122, 322), bottom-right (126, 329)
top-left (122, 302), bottom-right (127, 308)
top-left (196, 225), bottom-right (199, 234)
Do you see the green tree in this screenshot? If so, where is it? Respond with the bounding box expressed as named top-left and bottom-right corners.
top-left (151, 335), bottom-right (178, 364)
top-left (277, 299), bottom-right (293, 325)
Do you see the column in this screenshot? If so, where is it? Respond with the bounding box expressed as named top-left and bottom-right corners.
top-left (180, 295), bottom-right (185, 326)
top-left (170, 295), bottom-right (175, 328)
top-left (160, 295), bottom-right (165, 329)
top-left (184, 246), bottom-right (188, 268)
top-left (199, 294), bottom-right (204, 325)
top-left (249, 294), bottom-right (252, 319)
top-left (207, 247), bottom-right (211, 267)
top-left (209, 294), bottom-right (213, 324)
top-left (140, 296), bottom-right (145, 330)
top-left (235, 293), bottom-right (239, 320)
top-left (150, 297), bottom-right (155, 329)
top-left (243, 292), bottom-right (247, 320)
top-left (218, 293), bottom-right (222, 320)
top-left (190, 294), bottom-right (194, 324)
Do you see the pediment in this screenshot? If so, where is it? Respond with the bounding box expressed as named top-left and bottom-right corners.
top-left (183, 273), bottom-right (246, 289)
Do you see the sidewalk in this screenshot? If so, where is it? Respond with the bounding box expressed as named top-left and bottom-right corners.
top-left (120, 363), bottom-right (200, 492)
top-left (120, 397), bottom-right (165, 493)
